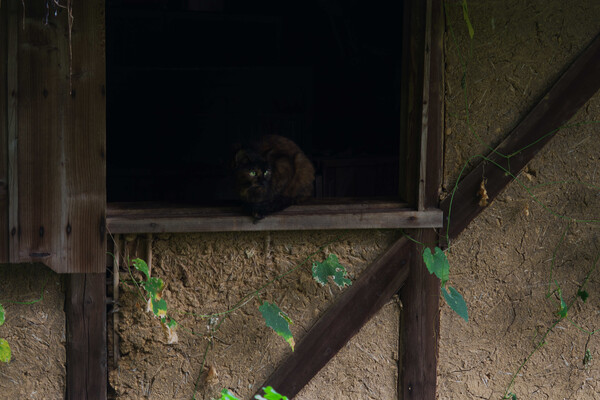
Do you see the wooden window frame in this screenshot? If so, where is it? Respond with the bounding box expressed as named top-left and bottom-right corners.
top-left (105, 2), bottom-right (442, 235)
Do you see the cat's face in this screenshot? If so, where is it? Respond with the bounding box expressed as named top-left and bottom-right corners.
top-left (234, 150), bottom-right (273, 203)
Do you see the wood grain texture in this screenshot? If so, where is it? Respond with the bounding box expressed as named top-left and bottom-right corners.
top-left (417, 0), bottom-right (432, 211)
top-left (258, 237), bottom-right (413, 398)
top-left (14, 0), bottom-right (63, 265)
top-left (66, 273), bottom-right (107, 400)
top-left (0, 3), bottom-right (9, 262)
top-left (8, 0), bottom-right (106, 272)
top-left (61, 0), bottom-right (107, 273)
top-left (423, 0), bottom-right (445, 211)
top-left (6, 0), bottom-right (18, 263)
top-left (107, 202), bottom-right (443, 233)
top-left (400, 229), bottom-right (440, 400)
top-left (441, 32), bottom-right (600, 241)
top-left (399, 0), bottom-right (426, 207)
top-left (112, 235), bottom-right (121, 369)
top-left (401, 1), bottom-right (443, 398)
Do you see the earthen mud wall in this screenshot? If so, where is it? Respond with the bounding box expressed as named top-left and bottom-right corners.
top-left (439, 1), bottom-right (600, 399)
top-left (111, 230), bottom-right (403, 399)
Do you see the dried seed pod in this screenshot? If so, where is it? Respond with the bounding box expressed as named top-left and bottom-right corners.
top-left (478, 179), bottom-right (489, 207)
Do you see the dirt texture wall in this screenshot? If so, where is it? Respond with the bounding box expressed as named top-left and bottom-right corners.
top-left (110, 230), bottom-right (402, 399)
top-left (0, 264), bottom-right (66, 399)
top-left (439, 1), bottom-right (600, 399)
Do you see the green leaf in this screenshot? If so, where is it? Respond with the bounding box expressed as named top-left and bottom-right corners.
top-left (0, 303), bottom-right (5, 326)
top-left (143, 277), bottom-right (165, 299)
top-left (0, 338), bottom-right (11, 363)
top-left (259, 302), bottom-right (295, 351)
top-left (577, 289), bottom-right (589, 303)
top-left (255, 386), bottom-right (289, 400)
top-left (133, 258), bottom-right (150, 280)
top-left (442, 286), bottom-right (468, 322)
top-left (219, 388), bottom-right (241, 400)
top-left (557, 288), bottom-right (568, 318)
top-left (312, 254), bottom-right (352, 288)
top-left (423, 247), bottom-right (450, 286)
top-left (150, 297), bottom-right (168, 319)
top-left (462, 0), bottom-right (475, 39)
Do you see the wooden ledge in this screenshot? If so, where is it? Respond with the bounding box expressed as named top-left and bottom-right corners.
top-left (106, 201), bottom-right (443, 233)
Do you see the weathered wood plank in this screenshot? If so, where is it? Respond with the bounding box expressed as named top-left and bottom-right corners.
top-left (7, 0), bottom-right (19, 263)
top-left (66, 273), bottom-right (107, 400)
top-left (423, 0), bottom-right (445, 211)
top-left (61, 0), bottom-right (106, 273)
top-left (400, 229), bottom-right (440, 400)
top-left (258, 237), bottom-right (413, 398)
top-left (0, 3), bottom-right (10, 262)
top-left (14, 1), bottom-right (64, 265)
top-left (399, 0), bottom-right (426, 206)
top-left (417, 0), bottom-right (433, 211)
top-left (112, 235), bottom-right (121, 369)
top-left (400, 1), bottom-right (444, 399)
top-left (441, 32), bottom-right (600, 241)
top-left (106, 203), bottom-right (443, 233)
top-left (8, 0), bottom-right (106, 273)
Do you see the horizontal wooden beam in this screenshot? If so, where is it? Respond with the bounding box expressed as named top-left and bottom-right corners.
top-left (107, 202), bottom-right (443, 233)
top-left (258, 237), bottom-right (413, 398)
top-left (441, 32), bottom-right (600, 241)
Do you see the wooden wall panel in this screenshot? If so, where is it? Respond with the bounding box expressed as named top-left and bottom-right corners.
top-left (13, 2), bottom-right (64, 265)
top-left (7, 0), bottom-right (106, 273)
top-left (62, 0), bottom-right (107, 274)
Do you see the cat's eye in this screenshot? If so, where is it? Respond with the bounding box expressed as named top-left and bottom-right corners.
top-left (264, 170), bottom-right (270, 176)
top-left (249, 171), bottom-right (257, 177)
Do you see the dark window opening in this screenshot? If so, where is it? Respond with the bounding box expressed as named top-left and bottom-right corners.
top-left (106, 0), bottom-right (404, 205)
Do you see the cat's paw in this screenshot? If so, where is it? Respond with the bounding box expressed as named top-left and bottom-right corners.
top-left (252, 213), bottom-right (264, 224)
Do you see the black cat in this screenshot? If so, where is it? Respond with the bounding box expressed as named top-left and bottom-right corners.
top-left (233, 135), bottom-right (315, 220)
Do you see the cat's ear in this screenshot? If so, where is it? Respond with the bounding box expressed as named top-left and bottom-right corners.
top-left (233, 149), bottom-right (250, 167)
top-left (264, 148), bottom-right (277, 163)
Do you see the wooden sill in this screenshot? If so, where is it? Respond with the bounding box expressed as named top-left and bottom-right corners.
top-left (106, 200), bottom-right (443, 234)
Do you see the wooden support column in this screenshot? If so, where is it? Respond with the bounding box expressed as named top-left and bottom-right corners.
top-left (0, 3), bottom-right (8, 262)
top-left (399, 229), bottom-right (440, 400)
top-left (66, 273), bottom-right (107, 400)
top-left (400, 0), bottom-right (444, 398)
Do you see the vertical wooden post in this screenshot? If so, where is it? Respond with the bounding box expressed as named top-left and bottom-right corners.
top-left (112, 235), bottom-right (121, 369)
top-left (399, 0), bottom-right (426, 206)
top-left (400, 0), bottom-right (444, 399)
top-left (66, 273), bottom-right (107, 400)
top-left (0, 1), bottom-right (9, 262)
top-left (400, 229), bottom-right (440, 400)
top-left (6, 0), bottom-right (18, 263)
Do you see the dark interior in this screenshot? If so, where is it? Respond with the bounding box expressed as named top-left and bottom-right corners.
top-left (106, 0), bottom-right (404, 204)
